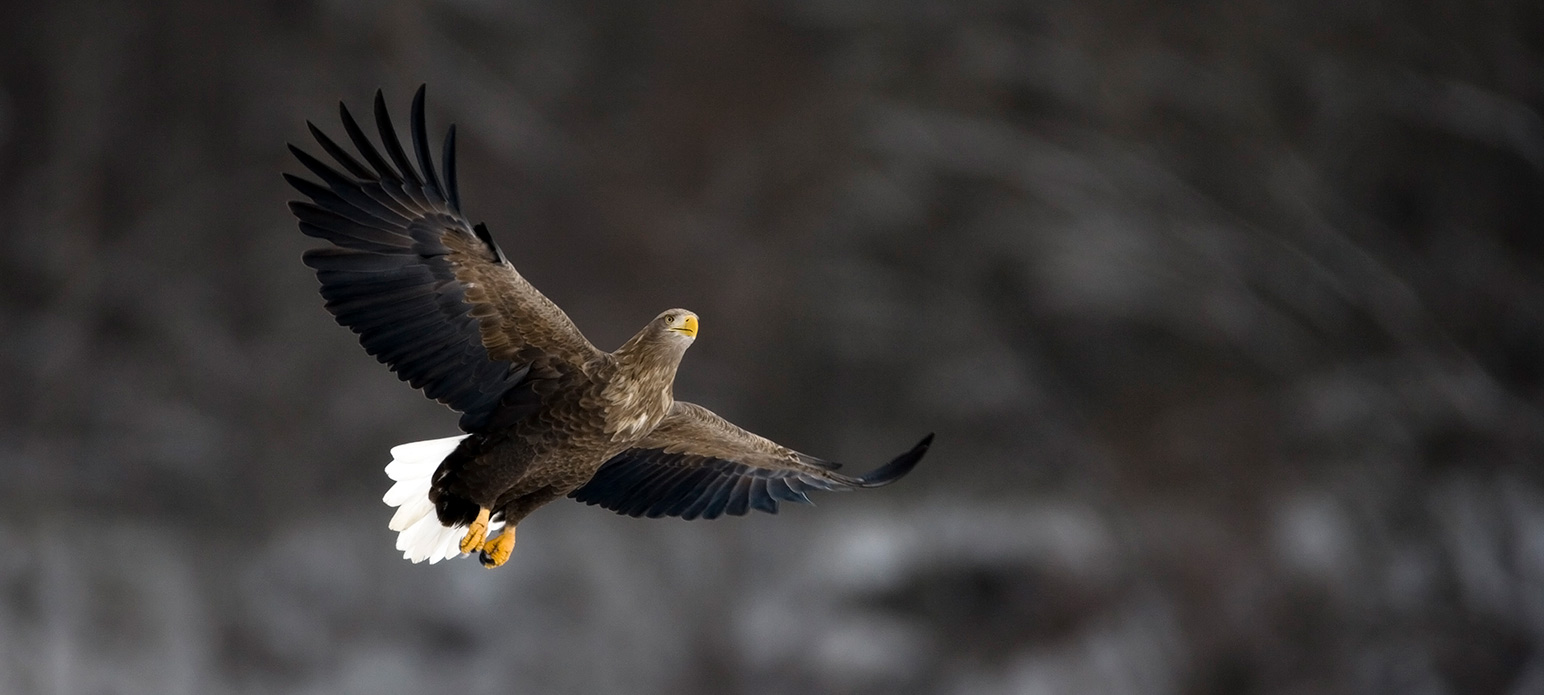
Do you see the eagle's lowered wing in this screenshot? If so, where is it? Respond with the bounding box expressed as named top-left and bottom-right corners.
top-left (286, 86), bottom-right (601, 431)
top-left (571, 402), bottom-right (932, 520)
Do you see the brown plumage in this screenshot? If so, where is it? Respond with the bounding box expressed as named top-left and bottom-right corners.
top-left (286, 86), bottom-right (932, 567)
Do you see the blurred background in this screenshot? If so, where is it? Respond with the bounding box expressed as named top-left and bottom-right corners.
top-left (3, 0), bottom-right (1543, 693)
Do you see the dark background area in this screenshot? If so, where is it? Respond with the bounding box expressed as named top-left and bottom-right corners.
top-left (3, 0), bottom-right (1544, 693)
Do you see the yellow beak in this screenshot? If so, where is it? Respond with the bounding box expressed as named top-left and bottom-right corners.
top-left (677, 315), bottom-right (699, 338)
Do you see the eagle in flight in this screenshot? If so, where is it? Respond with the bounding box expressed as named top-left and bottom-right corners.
top-left (285, 87), bottom-right (932, 568)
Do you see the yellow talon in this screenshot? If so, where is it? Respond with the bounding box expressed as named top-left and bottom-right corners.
top-left (479, 527), bottom-right (516, 568)
top-left (460, 507), bottom-right (491, 554)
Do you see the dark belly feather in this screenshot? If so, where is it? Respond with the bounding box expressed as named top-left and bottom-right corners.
top-left (429, 359), bottom-right (649, 527)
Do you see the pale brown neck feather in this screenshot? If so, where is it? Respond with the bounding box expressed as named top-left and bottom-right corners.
top-left (605, 328), bottom-right (689, 436)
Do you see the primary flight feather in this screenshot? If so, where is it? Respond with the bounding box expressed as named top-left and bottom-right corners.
top-left (286, 86), bottom-right (932, 567)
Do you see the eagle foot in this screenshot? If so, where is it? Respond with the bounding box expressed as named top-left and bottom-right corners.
top-left (479, 527), bottom-right (516, 568)
top-left (460, 507), bottom-right (491, 554)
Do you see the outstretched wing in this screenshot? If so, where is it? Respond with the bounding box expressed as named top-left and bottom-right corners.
top-left (287, 86), bottom-right (601, 431)
top-left (570, 402), bottom-right (932, 520)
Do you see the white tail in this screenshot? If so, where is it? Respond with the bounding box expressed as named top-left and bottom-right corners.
top-left (382, 435), bottom-right (503, 564)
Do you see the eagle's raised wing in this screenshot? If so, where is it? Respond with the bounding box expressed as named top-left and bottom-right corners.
top-left (286, 86), bottom-right (601, 431)
top-left (570, 402), bottom-right (932, 520)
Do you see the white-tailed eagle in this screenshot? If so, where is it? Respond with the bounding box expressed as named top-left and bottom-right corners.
top-left (286, 87), bottom-right (931, 567)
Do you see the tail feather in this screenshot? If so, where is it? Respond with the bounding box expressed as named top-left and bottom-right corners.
top-left (383, 477), bottom-right (427, 508)
top-left (382, 434), bottom-right (502, 564)
top-left (388, 492), bottom-right (435, 532)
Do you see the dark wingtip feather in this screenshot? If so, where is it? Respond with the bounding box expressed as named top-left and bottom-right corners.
top-left (443, 125), bottom-right (461, 212)
top-left (853, 433), bottom-right (933, 488)
top-left (340, 99), bottom-right (398, 180)
top-left (282, 146), bottom-right (306, 183)
top-left (410, 84), bottom-right (445, 199)
top-left (287, 143), bottom-right (342, 184)
top-left (282, 171), bottom-right (325, 199)
top-left (307, 120), bottom-right (376, 180)
top-left (374, 88), bottom-right (423, 186)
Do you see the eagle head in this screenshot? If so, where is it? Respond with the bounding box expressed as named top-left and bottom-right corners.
top-left (657, 309), bottom-right (699, 341)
